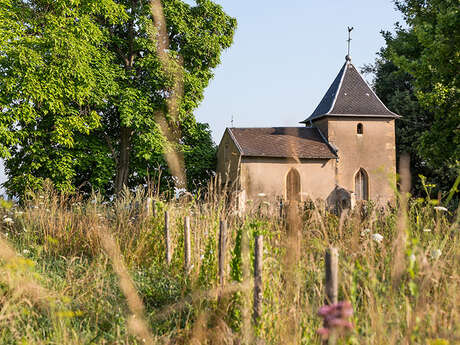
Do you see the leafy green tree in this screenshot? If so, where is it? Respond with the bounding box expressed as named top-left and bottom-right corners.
top-left (0, 0), bottom-right (236, 198)
top-left (365, 0), bottom-right (459, 196)
top-left (392, 0), bottom-right (459, 171)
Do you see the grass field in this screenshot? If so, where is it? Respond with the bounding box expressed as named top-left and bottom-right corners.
top-left (0, 185), bottom-right (458, 345)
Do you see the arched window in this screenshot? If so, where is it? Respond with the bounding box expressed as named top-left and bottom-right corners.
top-left (286, 168), bottom-right (301, 201)
top-left (355, 168), bottom-right (369, 201)
top-left (357, 123), bottom-right (363, 135)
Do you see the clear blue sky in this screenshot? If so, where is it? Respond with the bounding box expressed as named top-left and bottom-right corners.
top-left (0, 0), bottom-right (404, 191)
top-left (191, 0), bottom-right (404, 142)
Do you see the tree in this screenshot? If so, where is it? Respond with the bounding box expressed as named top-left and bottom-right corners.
top-left (365, 0), bottom-right (459, 196)
top-left (392, 0), bottom-right (459, 171)
top-left (0, 0), bottom-right (236, 198)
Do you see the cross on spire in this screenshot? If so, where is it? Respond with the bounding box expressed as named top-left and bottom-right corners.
top-left (346, 26), bottom-right (353, 61)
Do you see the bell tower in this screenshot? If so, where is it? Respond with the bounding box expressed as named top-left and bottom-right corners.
top-left (301, 55), bottom-right (399, 204)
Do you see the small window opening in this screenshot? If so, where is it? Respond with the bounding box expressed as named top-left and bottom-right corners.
top-left (355, 168), bottom-right (369, 201)
top-left (357, 123), bottom-right (363, 135)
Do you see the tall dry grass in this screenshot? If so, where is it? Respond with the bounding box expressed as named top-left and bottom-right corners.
top-left (0, 182), bottom-right (458, 344)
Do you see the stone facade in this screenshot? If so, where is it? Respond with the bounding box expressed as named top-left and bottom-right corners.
top-left (315, 117), bottom-right (397, 204)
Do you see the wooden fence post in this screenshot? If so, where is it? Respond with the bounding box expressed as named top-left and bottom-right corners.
top-left (324, 247), bottom-right (338, 345)
top-left (325, 247), bottom-right (338, 305)
top-left (253, 234), bottom-right (263, 324)
top-left (184, 216), bottom-right (191, 273)
top-left (164, 211), bottom-right (171, 265)
top-left (218, 219), bottom-right (227, 287)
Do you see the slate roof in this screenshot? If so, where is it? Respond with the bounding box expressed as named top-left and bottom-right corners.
top-left (227, 127), bottom-right (337, 159)
top-left (302, 59), bottom-right (400, 123)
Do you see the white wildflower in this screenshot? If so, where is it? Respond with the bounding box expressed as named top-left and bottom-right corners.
top-left (22, 227), bottom-right (28, 232)
top-left (423, 228), bottom-right (431, 232)
top-left (3, 217), bottom-right (14, 225)
top-left (409, 254), bottom-right (416, 263)
top-left (200, 254), bottom-right (204, 261)
top-left (15, 211), bottom-right (24, 216)
top-left (361, 228), bottom-right (371, 236)
top-left (430, 249), bottom-right (442, 260)
top-left (371, 233), bottom-right (383, 243)
top-left (23, 249), bottom-right (30, 255)
top-left (434, 206), bottom-right (448, 212)
top-left (257, 193), bottom-right (266, 197)
top-left (39, 195), bottom-right (44, 199)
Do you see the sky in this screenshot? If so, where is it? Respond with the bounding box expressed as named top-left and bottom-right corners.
top-left (0, 0), bottom-right (404, 192)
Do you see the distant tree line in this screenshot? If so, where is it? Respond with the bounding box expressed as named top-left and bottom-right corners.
top-left (364, 0), bottom-right (459, 198)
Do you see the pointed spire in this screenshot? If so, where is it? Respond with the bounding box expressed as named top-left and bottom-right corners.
top-left (301, 60), bottom-right (399, 123)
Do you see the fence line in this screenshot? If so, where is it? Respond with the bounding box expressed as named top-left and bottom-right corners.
top-left (157, 211), bottom-right (345, 344)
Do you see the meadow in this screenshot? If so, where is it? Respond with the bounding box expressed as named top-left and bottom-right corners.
top-left (0, 183), bottom-right (458, 345)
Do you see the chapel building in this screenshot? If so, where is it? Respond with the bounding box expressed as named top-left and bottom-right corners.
top-left (217, 56), bottom-right (400, 209)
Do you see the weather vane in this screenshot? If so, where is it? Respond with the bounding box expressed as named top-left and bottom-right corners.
top-left (346, 26), bottom-right (354, 61)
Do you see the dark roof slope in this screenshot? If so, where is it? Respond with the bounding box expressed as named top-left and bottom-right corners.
top-left (227, 127), bottom-right (337, 159)
top-left (302, 59), bottom-right (399, 123)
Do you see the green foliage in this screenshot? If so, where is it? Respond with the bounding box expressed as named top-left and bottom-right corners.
top-left (393, 0), bottom-right (459, 168)
top-left (0, 0), bottom-right (236, 198)
top-left (197, 223), bottom-right (218, 289)
top-left (365, 0), bottom-right (459, 197)
top-left (230, 227), bottom-right (243, 283)
top-left (0, 0), bottom-right (126, 196)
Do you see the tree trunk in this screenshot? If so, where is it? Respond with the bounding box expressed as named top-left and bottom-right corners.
top-left (115, 126), bottom-right (132, 195)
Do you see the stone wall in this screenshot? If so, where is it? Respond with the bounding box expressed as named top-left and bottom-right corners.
top-left (239, 157), bottom-right (336, 202)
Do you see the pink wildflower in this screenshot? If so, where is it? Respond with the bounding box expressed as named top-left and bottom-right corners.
top-left (317, 301), bottom-right (354, 340)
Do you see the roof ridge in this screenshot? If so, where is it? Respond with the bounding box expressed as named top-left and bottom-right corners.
top-left (326, 61), bottom-right (348, 115)
top-left (227, 128), bottom-right (244, 154)
top-left (351, 62), bottom-right (399, 117)
top-left (313, 126), bottom-right (338, 155)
